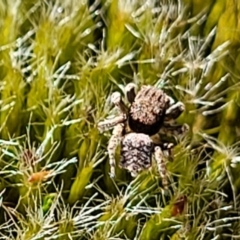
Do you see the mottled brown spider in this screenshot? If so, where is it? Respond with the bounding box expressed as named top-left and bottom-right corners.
top-left (98, 83), bottom-right (188, 188)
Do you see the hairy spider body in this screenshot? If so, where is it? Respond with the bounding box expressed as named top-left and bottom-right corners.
top-left (120, 133), bottom-right (154, 176)
top-left (119, 133), bottom-right (169, 187)
top-left (128, 85), bottom-right (170, 135)
top-left (98, 83), bottom-right (188, 188)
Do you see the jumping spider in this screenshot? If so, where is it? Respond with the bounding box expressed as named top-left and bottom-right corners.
top-left (98, 83), bottom-right (188, 188)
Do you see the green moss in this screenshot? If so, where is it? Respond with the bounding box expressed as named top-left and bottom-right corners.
top-left (0, 0), bottom-right (240, 238)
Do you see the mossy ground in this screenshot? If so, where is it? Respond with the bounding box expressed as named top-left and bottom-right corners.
top-left (0, 0), bottom-right (240, 239)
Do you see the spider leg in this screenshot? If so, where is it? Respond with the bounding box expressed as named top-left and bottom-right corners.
top-left (125, 83), bottom-right (137, 103)
top-left (165, 101), bottom-right (185, 121)
top-left (154, 146), bottom-right (168, 189)
top-left (98, 114), bottom-right (126, 133)
top-left (162, 142), bottom-right (174, 161)
top-left (107, 123), bottom-right (124, 178)
top-left (151, 134), bottom-right (174, 161)
top-left (98, 91), bottom-right (128, 132)
top-left (159, 123), bottom-right (189, 136)
top-left (111, 92), bottom-right (128, 114)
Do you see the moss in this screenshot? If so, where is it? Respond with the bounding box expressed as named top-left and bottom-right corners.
top-left (0, 0), bottom-right (240, 238)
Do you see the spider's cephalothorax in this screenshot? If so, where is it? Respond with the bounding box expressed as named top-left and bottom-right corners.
top-left (98, 83), bottom-right (188, 188)
top-left (128, 85), bottom-right (170, 135)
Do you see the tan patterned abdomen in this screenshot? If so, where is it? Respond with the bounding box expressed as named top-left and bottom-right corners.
top-left (120, 133), bottom-right (154, 177)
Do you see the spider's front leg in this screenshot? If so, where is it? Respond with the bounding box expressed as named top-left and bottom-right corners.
top-left (111, 91), bottom-right (129, 114)
top-left (162, 98), bottom-right (189, 136)
top-left (98, 92), bottom-right (128, 133)
top-left (165, 100), bottom-right (185, 121)
top-left (125, 83), bottom-right (137, 103)
top-left (107, 123), bottom-right (124, 178)
top-left (154, 146), bottom-right (168, 189)
top-left (98, 115), bottom-right (126, 133)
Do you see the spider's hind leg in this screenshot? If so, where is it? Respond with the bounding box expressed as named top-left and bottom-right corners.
top-left (154, 146), bottom-right (168, 189)
top-left (162, 142), bottom-right (174, 161)
top-left (159, 123), bottom-right (189, 137)
top-left (107, 123), bottom-right (124, 178)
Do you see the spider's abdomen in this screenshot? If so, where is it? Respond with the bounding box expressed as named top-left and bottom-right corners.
top-left (120, 133), bottom-right (154, 177)
top-left (128, 85), bottom-right (169, 135)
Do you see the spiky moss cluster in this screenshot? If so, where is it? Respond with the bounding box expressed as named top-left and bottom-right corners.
top-left (0, 0), bottom-right (240, 239)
